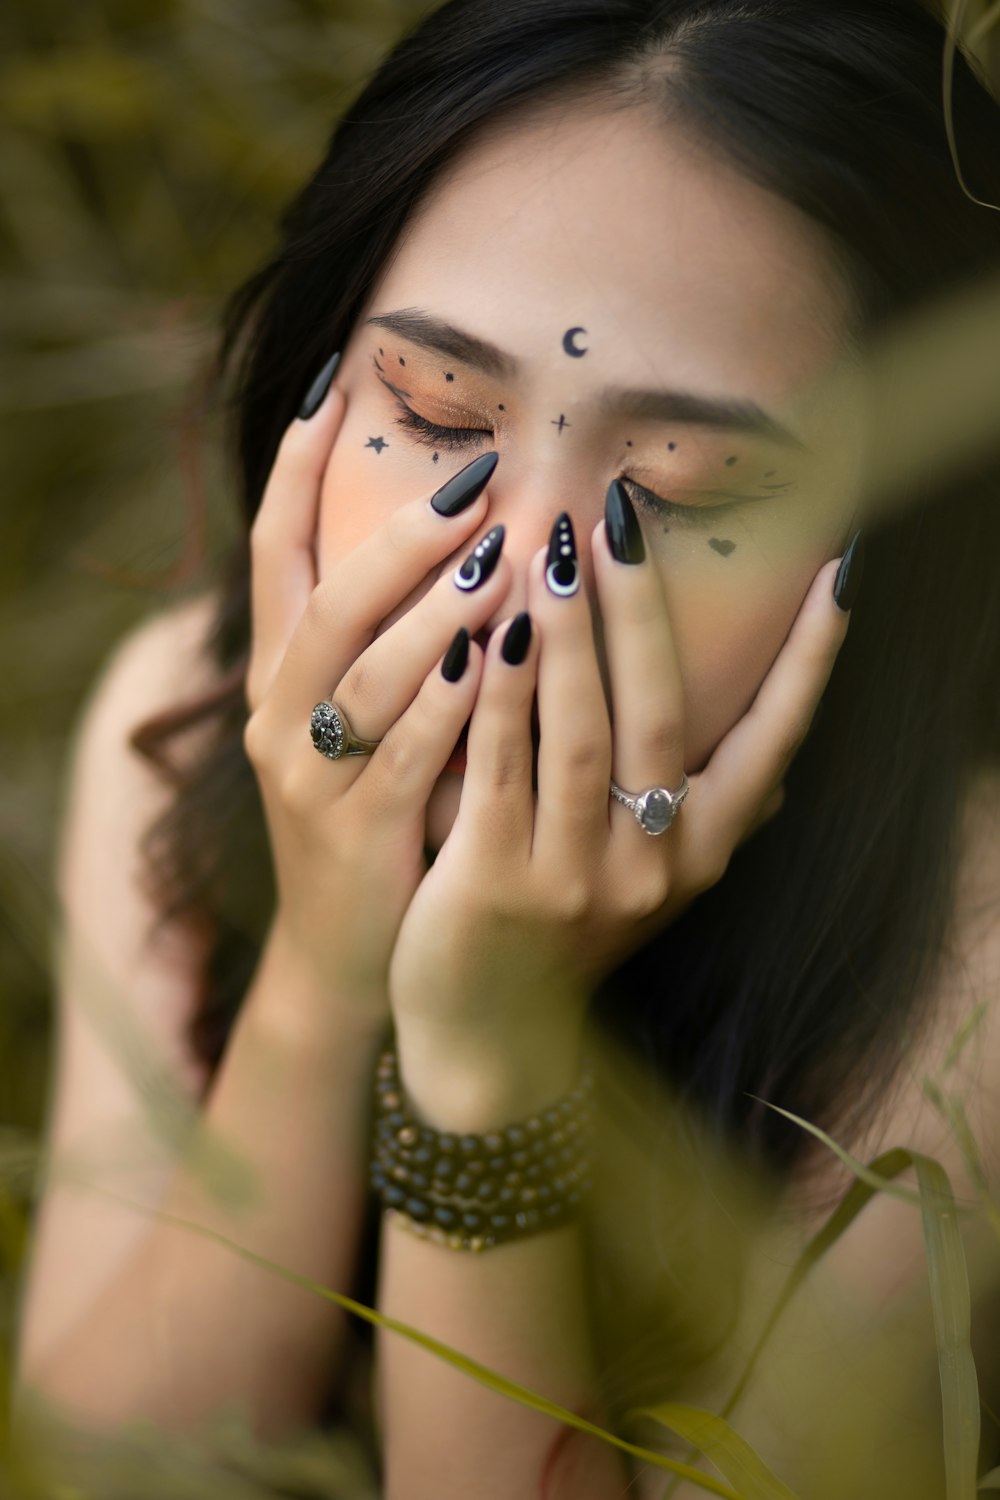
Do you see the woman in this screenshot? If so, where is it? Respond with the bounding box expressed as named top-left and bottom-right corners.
top-left (14, 0), bottom-right (1000, 1495)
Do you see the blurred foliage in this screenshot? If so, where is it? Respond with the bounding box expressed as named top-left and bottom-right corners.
top-left (1, 0), bottom-right (999, 1495)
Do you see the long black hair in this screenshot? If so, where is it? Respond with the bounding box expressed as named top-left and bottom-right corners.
top-left (133, 0), bottom-right (1000, 1207)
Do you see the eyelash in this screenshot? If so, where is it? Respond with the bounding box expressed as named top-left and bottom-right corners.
top-left (389, 401), bottom-right (742, 528)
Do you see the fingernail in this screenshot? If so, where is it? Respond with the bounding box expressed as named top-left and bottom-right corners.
top-left (501, 611), bottom-right (532, 665)
top-left (454, 525), bottom-right (505, 591)
top-left (605, 479), bottom-right (646, 564)
top-left (298, 351), bottom-right (341, 420)
top-left (430, 451), bottom-right (499, 517)
top-left (833, 529), bottom-right (864, 612)
top-left (545, 512), bottom-right (580, 597)
top-left (441, 627), bottom-right (470, 682)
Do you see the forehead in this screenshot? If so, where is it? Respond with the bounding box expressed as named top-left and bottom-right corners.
top-left (372, 100), bottom-right (852, 405)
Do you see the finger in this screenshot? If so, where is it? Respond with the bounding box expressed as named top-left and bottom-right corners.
top-left (454, 611), bottom-right (539, 862)
top-left (693, 556), bottom-right (850, 861)
top-left (355, 628), bottom-right (484, 832)
top-left (247, 356), bottom-right (345, 712)
top-left (529, 515), bottom-right (612, 864)
top-left (257, 455), bottom-right (498, 729)
top-left (328, 523), bottom-right (510, 745)
top-left (590, 497), bottom-right (685, 826)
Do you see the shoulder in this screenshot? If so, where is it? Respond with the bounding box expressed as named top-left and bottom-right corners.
top-left (782, 758), bottom-right (1000, 1268)
top-left (622, 765), bottom-right (1000, 1500)
top-left (56, 586), bottom-right (229, 1083)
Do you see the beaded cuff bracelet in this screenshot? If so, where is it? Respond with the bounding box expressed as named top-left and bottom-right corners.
top-left (369, 1045), bottom-right (595, 1252)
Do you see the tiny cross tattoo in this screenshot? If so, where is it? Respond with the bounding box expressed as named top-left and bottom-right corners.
top-left (365, 436), bottom-right (388, 454)
top-left (551, 414), bottom-right (570, 434)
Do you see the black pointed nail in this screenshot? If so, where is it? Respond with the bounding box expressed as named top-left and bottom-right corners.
top-left (605, 479), bottom-right (646, 564)
top-left (833, 529), bottom-right (864, 612)
top-left (545, 512), bottom-right (579, 598)
top-left (501, 612), bottom-right (532, 665)
top-left (298, 351), bottom-right (341, 420)
top-left (454, 525), bottom-right (505, 591)
top-left (430, 451), bottom-right (499, 517)
top-left (441, 627), bottom-right (470, 682)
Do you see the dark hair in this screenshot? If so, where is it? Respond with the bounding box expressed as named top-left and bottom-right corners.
top-left (134, 0), bottom-right (1000, 1216)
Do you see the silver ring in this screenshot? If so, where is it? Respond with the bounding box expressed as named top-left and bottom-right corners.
top-left (310, 699), bottom-right (382, 760)
top-left (609, 774), bottom-right (689, 836)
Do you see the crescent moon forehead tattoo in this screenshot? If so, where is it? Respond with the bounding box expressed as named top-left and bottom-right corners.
top-left (562, 327), bottom-right (588, 358)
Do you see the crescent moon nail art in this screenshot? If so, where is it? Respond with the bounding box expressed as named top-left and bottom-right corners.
top-left (545, 512), bottom-right (579, 597)
top-left (454, 525), bottom-right (506, 591)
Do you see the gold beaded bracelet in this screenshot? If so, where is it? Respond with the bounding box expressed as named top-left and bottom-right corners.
top-left (369, 1044), bottom-right (595, 1252)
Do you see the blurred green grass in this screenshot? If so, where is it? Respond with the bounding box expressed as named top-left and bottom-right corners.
top-left (0, 0), bottom-right (434, 1136)
top-left (1, 2), bottom-right (999, 1494)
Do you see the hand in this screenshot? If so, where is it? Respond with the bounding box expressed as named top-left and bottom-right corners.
top-left (242, 374), bottom-right (513, 1024)
top-left (387, 494), bottom-right (853, 1084)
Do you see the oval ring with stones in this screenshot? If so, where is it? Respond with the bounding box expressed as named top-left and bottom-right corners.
top-left (609, 774), bottom-right (689, 836)
top-left (309, 698), bottom-right (382, 760)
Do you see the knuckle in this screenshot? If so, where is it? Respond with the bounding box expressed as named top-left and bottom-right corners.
top-left (372, 725), bottom-right (415, 782)
top-left (696, 845), bottom-right (731, 891)
top-left (622, 869), bottom-right (671, 919)
top-left (481, 739), bottom-right (534, 793)
top-left (776, 712), bottom-right (814, 771)
top-left (307, 577), bottom-right (342, 634)
top-left (274, 759), bottom-right (313, 813)
top-left (339, 654), bottom-right (383, 719)
top-left (561, 729), bottom-right (611, 783)
top-left (640, 718), bottom-right (685, 770)
top-left (550, 877), bottom-right (593, 923)
top-left (242, 709), bottom-right (270, 767)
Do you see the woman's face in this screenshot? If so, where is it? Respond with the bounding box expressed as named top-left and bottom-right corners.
top-left (316, 101), bottom-right (864, 851)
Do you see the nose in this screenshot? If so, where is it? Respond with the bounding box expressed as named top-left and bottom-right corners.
top-left (462, 460), bottom-right (604, 635)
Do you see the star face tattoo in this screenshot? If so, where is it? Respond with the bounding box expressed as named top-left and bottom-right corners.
top-left (365, 435), bottom-right (388, 454)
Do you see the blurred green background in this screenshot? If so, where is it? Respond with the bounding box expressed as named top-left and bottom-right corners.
top-left (0, 0), bottom-right (998, 1466)
top-left (0, 0), bottom-right (437, 1146)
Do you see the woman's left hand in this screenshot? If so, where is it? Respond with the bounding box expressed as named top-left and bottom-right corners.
top-left (387, 505), bottom-right (854, 1114)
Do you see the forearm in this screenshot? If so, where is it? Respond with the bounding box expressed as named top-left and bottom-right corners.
top-left (374, 1032), bottom-right (630, 1500)
top-left (25, 921), bottom-right (387, 1439)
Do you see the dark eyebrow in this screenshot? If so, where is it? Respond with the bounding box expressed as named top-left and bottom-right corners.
top-left (365, 308), bottom-right (807, 450)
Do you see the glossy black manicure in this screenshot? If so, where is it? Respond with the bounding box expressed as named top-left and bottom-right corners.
top-left (501, 612), bottom-right (532, 665)
top-left (441, 627), bottom-right (470, 682)
top-left (545, 512), bottom-right (580, 597)
top-left (454, 525), bottom-right (505, 591)
top-left (605, 479), bottom-right (646, 565)
top-left (833, 529), bottom-right (864, 612)
top-left (430, 451), bottom-right (499, 517)
top-left (298, 351), bottom-right (341, 420)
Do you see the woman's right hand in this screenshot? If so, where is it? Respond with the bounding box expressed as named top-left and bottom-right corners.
top-left (242, 368), bottom-right (509, 1023)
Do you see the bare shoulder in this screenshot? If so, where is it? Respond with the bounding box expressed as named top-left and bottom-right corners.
top-left (55, 584), bottom-right (231, 1064)
top-left (622, 765), bottom-right (1000, 1500)
top-left (17, 586), bottom-right (234, 1380)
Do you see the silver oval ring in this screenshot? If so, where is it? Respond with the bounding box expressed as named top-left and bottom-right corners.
top-left (609, 775), bottom-right (689, 836)
top-left (310, 699), bottom-right (382, 760)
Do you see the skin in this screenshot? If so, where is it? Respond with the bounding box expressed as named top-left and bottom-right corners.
top-left (315, 100), bottom-right (864, 855)
top-left (247, 95), bottom-right (864, 1086)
